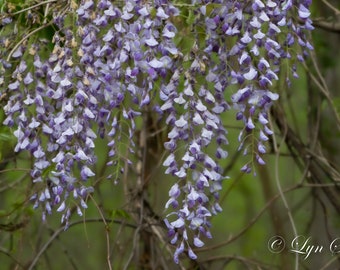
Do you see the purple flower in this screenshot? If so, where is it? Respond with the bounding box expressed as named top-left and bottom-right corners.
top-left (0, 0), bottom-right (313, 264)
top-left (81, 166), bottom-right (95, 180)
top-left (298, 4), bottom-right (311, 19)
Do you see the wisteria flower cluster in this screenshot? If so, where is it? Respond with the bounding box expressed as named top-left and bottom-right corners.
top-left (0, 0), bottom-right (313, 263)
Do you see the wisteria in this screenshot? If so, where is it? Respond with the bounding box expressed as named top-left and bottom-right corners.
top-left (0, 0), bottom-right (313, 264)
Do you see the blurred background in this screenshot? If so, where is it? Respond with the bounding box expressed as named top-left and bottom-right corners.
top-left (1, 1), bottom-right (340, 269)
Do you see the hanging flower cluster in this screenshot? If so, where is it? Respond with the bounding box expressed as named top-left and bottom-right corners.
top-left (0, 0), bottom-right (313, 263)
top-left (200, 0), bottom-right (313, 173)
top-left (1, 0), bottom-right (181, 226)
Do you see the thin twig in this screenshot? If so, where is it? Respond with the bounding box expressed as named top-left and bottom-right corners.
top-left (313, 19), bottom-right (340, 33)
top-left (199, 255), bottom-right (277, 270)
top-left (0, 247), bottom-right (24, 268)
top-left (7, 0), bottom-right (59, 17)
top-left (320, 254), bottom-right (340, 270)
top-left (196, 184), bottom-right (298, 253)
top-left (6, 1), bottom-right (70, 62)
top-left (302, 58), bottom-right (340, 131)
top-left (123, 225), bottom-right (141, 270)
top-left (89, 195), bottom-right (113, 270)
top-left (269, 110), bottom-right (299, 269)
top-left (321, 0), bottom-right (340, 15)
top-left (27, 219), bottom-right (136, 270)
top-left (6, 22), bottom-right (54, 62)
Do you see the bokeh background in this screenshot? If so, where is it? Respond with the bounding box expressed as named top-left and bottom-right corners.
top-left (1, 1), bottom-right (340, 269)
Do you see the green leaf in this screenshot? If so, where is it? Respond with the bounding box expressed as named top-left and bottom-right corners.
top-left (42, 165), bottom-right (55, 178)
top-left (110, 209), bottom-right (131, 219)
top-left (24, 207), bottom-right (35, 216)
top-left (186, 9), bottom-right (195, 25)
top-left (0, 132), bottom-right (13, 142)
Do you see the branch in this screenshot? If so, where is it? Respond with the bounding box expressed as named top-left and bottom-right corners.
top-left (0, 247), bottom-right (24, 268)
top-left (6, 0), bottom-right (58, 17)
top-left (0, 218), bottom-right (29, 232)
top-left (272, 106), bottom-right (340, 214)
top-left (27, 218), bottom-right (136, 270)
top-left (196, 185), bottom-right (298, 253)
top-left (313, 19), bottom-right (340, 34)
top-left (321, 0), bottom-right (340, 15)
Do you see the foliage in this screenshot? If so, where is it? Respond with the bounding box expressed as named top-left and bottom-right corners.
top-left (0, 0), bottom-right (339, 269)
